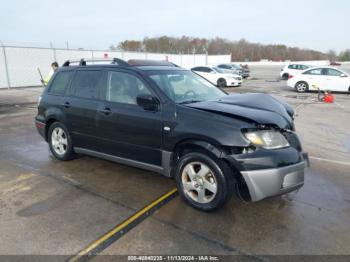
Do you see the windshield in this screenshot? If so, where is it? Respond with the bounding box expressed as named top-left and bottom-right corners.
top-left (147, 70), bottom-right (227, 104)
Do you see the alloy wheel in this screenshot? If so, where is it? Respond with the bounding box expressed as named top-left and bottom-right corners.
top-left (296, 82), bottom-right (307, 92)
top-left (181, 162), bottom-right (217, 204)
top-left (51, 127), bottom-right (68, 156)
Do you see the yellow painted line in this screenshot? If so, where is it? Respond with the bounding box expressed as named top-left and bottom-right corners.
top-left (69, 188), bottom-right (178, 262)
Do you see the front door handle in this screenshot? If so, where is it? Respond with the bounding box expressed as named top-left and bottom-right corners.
top-left (62, 102), bottom-right (70, 108)
top-left (99, 107), bottom-right (112, 115)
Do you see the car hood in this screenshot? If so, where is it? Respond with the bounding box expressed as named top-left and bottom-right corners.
top-left (186, 93), bottom-right (293, 129)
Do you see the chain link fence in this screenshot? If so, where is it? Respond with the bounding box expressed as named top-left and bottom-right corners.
top-left (0, 45), bottom-right (231, 89)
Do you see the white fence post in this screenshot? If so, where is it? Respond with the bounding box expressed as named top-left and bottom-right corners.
top-left (1, 45), bottom-right (11, 89)
top-left (50, 42), bottom-right (57, 61)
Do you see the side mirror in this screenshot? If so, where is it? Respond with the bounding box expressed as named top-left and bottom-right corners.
top-left (340, 73), bottom-right (348, 77)
top-left (136, 94), bottom-right (159, 111)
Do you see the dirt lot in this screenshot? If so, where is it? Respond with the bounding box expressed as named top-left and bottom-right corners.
top-left (0, 66), bottom-right (350, 260)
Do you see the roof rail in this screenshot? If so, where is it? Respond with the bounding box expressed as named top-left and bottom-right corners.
top-left (111, 58), bottom-right (130, 67)
top-left (127, 59), bottom-right (179, 67)
top-left (62, 58), bottom-right (130, 67)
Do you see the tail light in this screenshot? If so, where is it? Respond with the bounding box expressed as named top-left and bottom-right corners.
top-left (288, 75), bottom-right (294, 79)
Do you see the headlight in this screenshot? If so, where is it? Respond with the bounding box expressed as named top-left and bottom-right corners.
top-left (244, 130), bottom-right (290, 149)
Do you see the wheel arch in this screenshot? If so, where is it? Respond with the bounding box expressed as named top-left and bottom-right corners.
top-left (44, 108), bottom-right (67, 141)
top-left (44, 117), bottom-right (59, 141)
top-left (170, 139), bottom-right (244, 177)
top-left (171, 139), bottom-right (250, 202)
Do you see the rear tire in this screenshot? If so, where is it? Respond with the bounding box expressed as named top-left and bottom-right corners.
top-left (217, 78), bottom-right (227, 88)
top-left (282, 73), bottom-right (289, 80)
top-left (174, 152), bottom-right (234, 211)
top-left (48, 122), bottom-right (75, 161)
top-left (295, 81), bottom-right (309, 93)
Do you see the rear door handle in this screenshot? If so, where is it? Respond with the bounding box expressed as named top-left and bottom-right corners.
top-left (62, 102), bottom-right (70, 108)
top-left (99, 107), bottom-right (112, 115)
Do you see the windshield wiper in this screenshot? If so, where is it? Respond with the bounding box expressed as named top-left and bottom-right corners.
top-left (178, 100), bottom-right (202, 105)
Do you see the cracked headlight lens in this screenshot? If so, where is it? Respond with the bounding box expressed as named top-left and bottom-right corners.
top-left (244, 130), bottom-right (290, 149)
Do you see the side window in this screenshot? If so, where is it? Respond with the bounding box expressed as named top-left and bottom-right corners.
top-left (192, 67), bottom-right (202, 72)
top-left (48, 71), bottom-right (73, 95)
top-left (288, 65), bottom-right (295, 69)
top-left (301, 65), bottom-right (308, 70)
top-left (219, 65), bottom-right (230, 69)
top-left (106, 71), bottom-right (151, 105)
top-left (70, 71), bottom-right (103, 99)
top-left (203, 67), bottom-right (212, 73)
top-left (303, 69), bottom-right (322, 75)
top-left (324, 68), bottom-right (342, 76)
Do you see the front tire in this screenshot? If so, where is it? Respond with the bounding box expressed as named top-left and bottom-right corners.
top-left (174, 152), bottom-right (233, 211)
top-left (48, 122), bottom-right (75, 161)
top-left (295, 81), bottom-right (309, 93)
top-left (217, 78), bottom-right (227, 88)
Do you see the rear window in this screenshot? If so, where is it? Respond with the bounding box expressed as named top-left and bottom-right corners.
top-left (48, 71), bottom-right (73, 95)
top-left (70, 70), bottom-right (103, 99)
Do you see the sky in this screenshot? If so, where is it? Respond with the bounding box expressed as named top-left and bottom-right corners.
top-left (1, 0), bottom-right (349, 53)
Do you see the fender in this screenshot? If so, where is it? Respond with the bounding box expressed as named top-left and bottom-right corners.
top-left (171, 139), bottom-right (246, 174)
top-left (45, 107), bottom-right (66, 123)
top-left (175, 139), bottom-right (226, 159)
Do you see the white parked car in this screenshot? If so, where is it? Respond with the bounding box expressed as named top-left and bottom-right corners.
top-left (287, 67), bottom-right (350, 93)
top-left (280, 64), bottom-right (310, 80)
top-left (191, 66), bottom-right (242, 87)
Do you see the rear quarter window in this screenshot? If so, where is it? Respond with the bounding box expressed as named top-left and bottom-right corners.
top-left (48, 71), bottom-right (73, 95)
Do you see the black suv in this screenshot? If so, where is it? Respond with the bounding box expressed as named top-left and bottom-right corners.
top-left (35, 58), bottom-right (308, 211)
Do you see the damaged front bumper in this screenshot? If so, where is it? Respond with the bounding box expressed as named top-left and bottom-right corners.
top-left (241, 154), bottom-right (308, 201)
top-left (225, 139), bottom-right (309, 202)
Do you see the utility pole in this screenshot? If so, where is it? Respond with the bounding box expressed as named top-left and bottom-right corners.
top-left (0, 40), bottom-right (11, 89)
